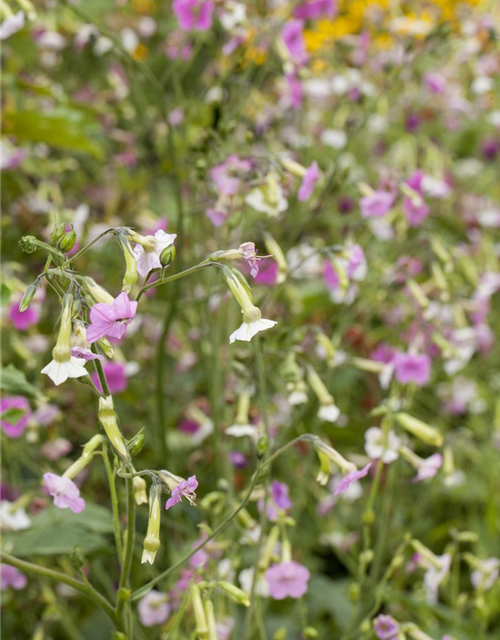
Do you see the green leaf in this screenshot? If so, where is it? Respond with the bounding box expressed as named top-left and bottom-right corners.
top-left (0, 364), bottom-right (43, 400)
top-left (31, 504), bottom-right (115, 534)
top-left (0, 407), bottom-right (28, 425)
top-left (8, 523), bottom-right (108, 557)
top-left (2, 109), bottom-right (103, 159)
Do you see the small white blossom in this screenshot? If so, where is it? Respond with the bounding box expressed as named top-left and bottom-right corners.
top-left (364, 427), bottom-right (401, 464)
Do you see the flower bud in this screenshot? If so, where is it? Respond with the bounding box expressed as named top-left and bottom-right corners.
top-left (216, 582), bottom-right (250, 607)
top-left (141, 483), bottom-right (162, 565)
top-left (63, 434), bottom-right (104, 479)
top-left (258, 525), bottom-right (280, 571)
top-left (133, 476), bottom-right (148, 506)
top-left (395, 412), bottom-right (443, 447)
top-left (49, 223), bottom-right (67, 246)
top-left (204, 599), bottom-right (218, 640)
top-left (19, 282), bottom-right (38, 313)
top-left (280, 156), bottom-right (307, 178)
top-left (83, 277), bottom-right (115, 305)
top-left (263, 232), bottom-right (288, 283)
top-left (58, 229), bottom-right (77, 253)
top-left (98, 396), bottom-right (131, 462)
top-left (191, 584), bottom-right (209, 639)
top-left (160, 244), bottom-right (176, 267)
top-left (117, 234), bottom-right (138, 294)
top-left (19, 235), bottom-right (39, 254)
top-left (407, 279), bottom-right (429, 309)
top-left (127, 432), bottom-right (145, 456)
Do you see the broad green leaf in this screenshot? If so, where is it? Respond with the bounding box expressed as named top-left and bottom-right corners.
top-left (0, 364), bottom-right (43, 400)
top-left (8, 523), bottom-right (108, 556)
top-left (30, 504), bottom-right (115, 534)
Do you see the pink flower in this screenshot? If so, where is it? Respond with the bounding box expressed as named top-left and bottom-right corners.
top-left (0, 565), bottom-right (27, 591)
top-left (9, 295), bottom-right (41, 330)
top-left (138, 590), bottom-right (170, 627)
top-left (374, 614), bottom-right (399, 640)
top-left (205, 207), bottom-right (229, 227)
top-left (43, 473), bottom-right (85, 514)
top-left (0, 11), bottom-right (25, 41)
top-left (70, 346), bottom-right (105, 362)
top-left (286, 74), bottom-right (303, 110)
top-left (403, 171), bottom-right (429, 226)
top-left (360, 191), bottom-right (395, 218)
top-left (413, 453), bottom-right (443, 483)
top-left (91, 361), bottom-right (128, 394)
top-left (133, 229), bottom-right (177, 277)
top-left (165, 475), bottom-right (198, 510)
top-left (424, 71), bottom-right (447, 94)
top-left (333, 463), bottom-right (371, 497)
top-left (294, 0), bottom-right (336, 20)
top-left (255, 260), bottom-right (278, 286)
top-left (282, 20), bottom-right (308, 67)
top-left (173, 0), bottom-right (214, 32)
top-left (298, 161), bottom-right (320, 201)
top-left (0, 396), bottom-right (32, 438)
top-left (240, 242), bottom-right (259, 278)
top-left (393, 352), bottom-right (431, 386)
top-left (41, 438), bottom-right (73, 461)
top-left (86, 292), bottom-right (138, 343)
top-left (266, 561), bottom-right (310, 599)
top-left (210, 155), bottom-right (252, 196)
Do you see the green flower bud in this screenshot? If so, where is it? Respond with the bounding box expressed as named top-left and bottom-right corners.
top-left (257, 435), bottom-right (269, 457)
top-left (19, 236), bottom-right (39, 254)
top-left (127, 431), bottom-right (145, 456)
top-left (395, 412), bottom-right (443, 447)
top-left (19, 282), bottom-right (38, 313)
top-left (217, 582), bottom-right (251, 607)
top-left (49, 223), bottom-right (67, 246)
top-left (160, 244), bottom-right (176, 267)
top-left (69, 546), bottom-right (85, 571)
top-left (58, 229), bottom-right (77, 253)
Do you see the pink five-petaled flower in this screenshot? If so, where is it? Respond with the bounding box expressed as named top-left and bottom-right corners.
top-left (43, 473), bottom-right (85, 514)
top-left (333, 463), bottom-right (372, 497)
top-left (266, 561), bottom-right (310, 600)
top-left (165, 475), bottom-right (198, 510)
top-left (173, 0), bottom-right (214, 32)
top-left (373, 614), bottom-right (399, 640)
top-left (86, 292), bottom-right (138, 344)
top-left (298, 161), bottom-right (320, 201)
top-left (393, 352), bottom-right (431, 386)
top-left (0, 395), bottom-right (32, 438)
top-left (282, 20), bottom-right (308, 67)
top-left (0, 565), bottom-right (27, 591)
top-left (359, 191), bottom-right (395, 218)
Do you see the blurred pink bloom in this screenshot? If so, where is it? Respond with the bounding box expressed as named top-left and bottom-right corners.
top-left (9, 295), bottom-right (41, 330)
top-left (70, 346), bottom-right (105, 362)
top-left (413, 453), bottom-right (443, 483)
top-left (173, 0), bottom-right (214, 32)
top-left (0, 565), bottom-right (27, 590)
top-left (424, 71), bottom-right (447, 94)
top-left (333, 463), bottom-right (371, 497)
top-left (43, 473), bottom-right (85, 514)
top-left (298, 161), bottom-right (320, 201)
top-left (205, 207), bottom-right (229, 227)
top-left (255, 260), bottom-right (278, 286)
top-left (165, 475), bottom-right (198, 510)
top-left (0, 396), bottom-right (32, 438)
top-left (138, 590), bottom-right (170, 627)
top-left (266, 561), bottom-right (310, 599)
top-left (91, 361), bottom-right (128, 394)
top-left (374, 614), bottom-right (399, 640)
top-left (41, 438), bottom-right (73, 461)
top-left (286, 74), bottom-right (303, 109)
top-left (0, 11), bottom-right (25, 41)
top-left (393, 352), bottom-right (431, 386)
top-left (360, 191), bottom-right (394, 217)
top-left (403, 171), bottom-right (430, 226)
top-left (86, 292), bottom-right (138, 343)
top-left (210, 155), bottom-right (251, 196)
top-left (282, 20), bottom-right (308, 67)
top-left (294, 0), bottom-right (336, 20)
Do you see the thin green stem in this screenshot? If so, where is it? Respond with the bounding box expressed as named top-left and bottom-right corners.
top-left (119, 478), bottom-right (136, 591)
top-left (135, 261), bottom-right (214, 301)
top-left (102, 444), bottom-right (123, 562)
top-left (0, 551), bottom-right (119, 628)
top-left (62, 229), bottom-right (115, 267)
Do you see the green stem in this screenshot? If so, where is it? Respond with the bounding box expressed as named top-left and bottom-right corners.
top-left (0, 551), bottom-right (119, 628)
top-left (131, 463), bottom-right (262, 601)
top-left (135, 261), bottom-right (214, 301)
top-left (102, 444), bottom-right (123, 562)
top-left (62, 229), bottom-right (115, 267)
top-left (119, 478), bottom-right (136, 591)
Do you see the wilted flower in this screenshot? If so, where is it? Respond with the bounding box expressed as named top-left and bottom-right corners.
top-left (333, 463), bottom-right (371, 497)
top-left (160, 471), bottom-right (198, 510)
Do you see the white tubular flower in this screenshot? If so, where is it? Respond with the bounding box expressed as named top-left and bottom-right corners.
top-left (41, 294), bottom-right (88, 386)
top-left (364, 426), bottom-right (401, 463)
top-left (129, 229), bottom-right (177, 277)
top-left (224, 268), bottom-right (277, 344)
top-left (307, 367), bottom-right (340, 423)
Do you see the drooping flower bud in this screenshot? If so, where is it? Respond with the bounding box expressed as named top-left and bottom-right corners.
top-left (63, 434), bottom-right (104, 479)
top-left (141, 483), bottom-right (162, 565)
top-left (133, 476), bottom-right (148, 506)
top-left (395, 412), bottom-right (443, 447)
top-left (83, 277), bottom-right (115, 305)
top-left (117, 234), bottom-right (138, 294)
top-left (191, 583), bottom-right (209, 639)
top-left (18, 282), bottom-right (38, 313)
top-left (216, 582), bottom-right (250, 607)
top-left (98, 396), bottom-right (131, 462)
